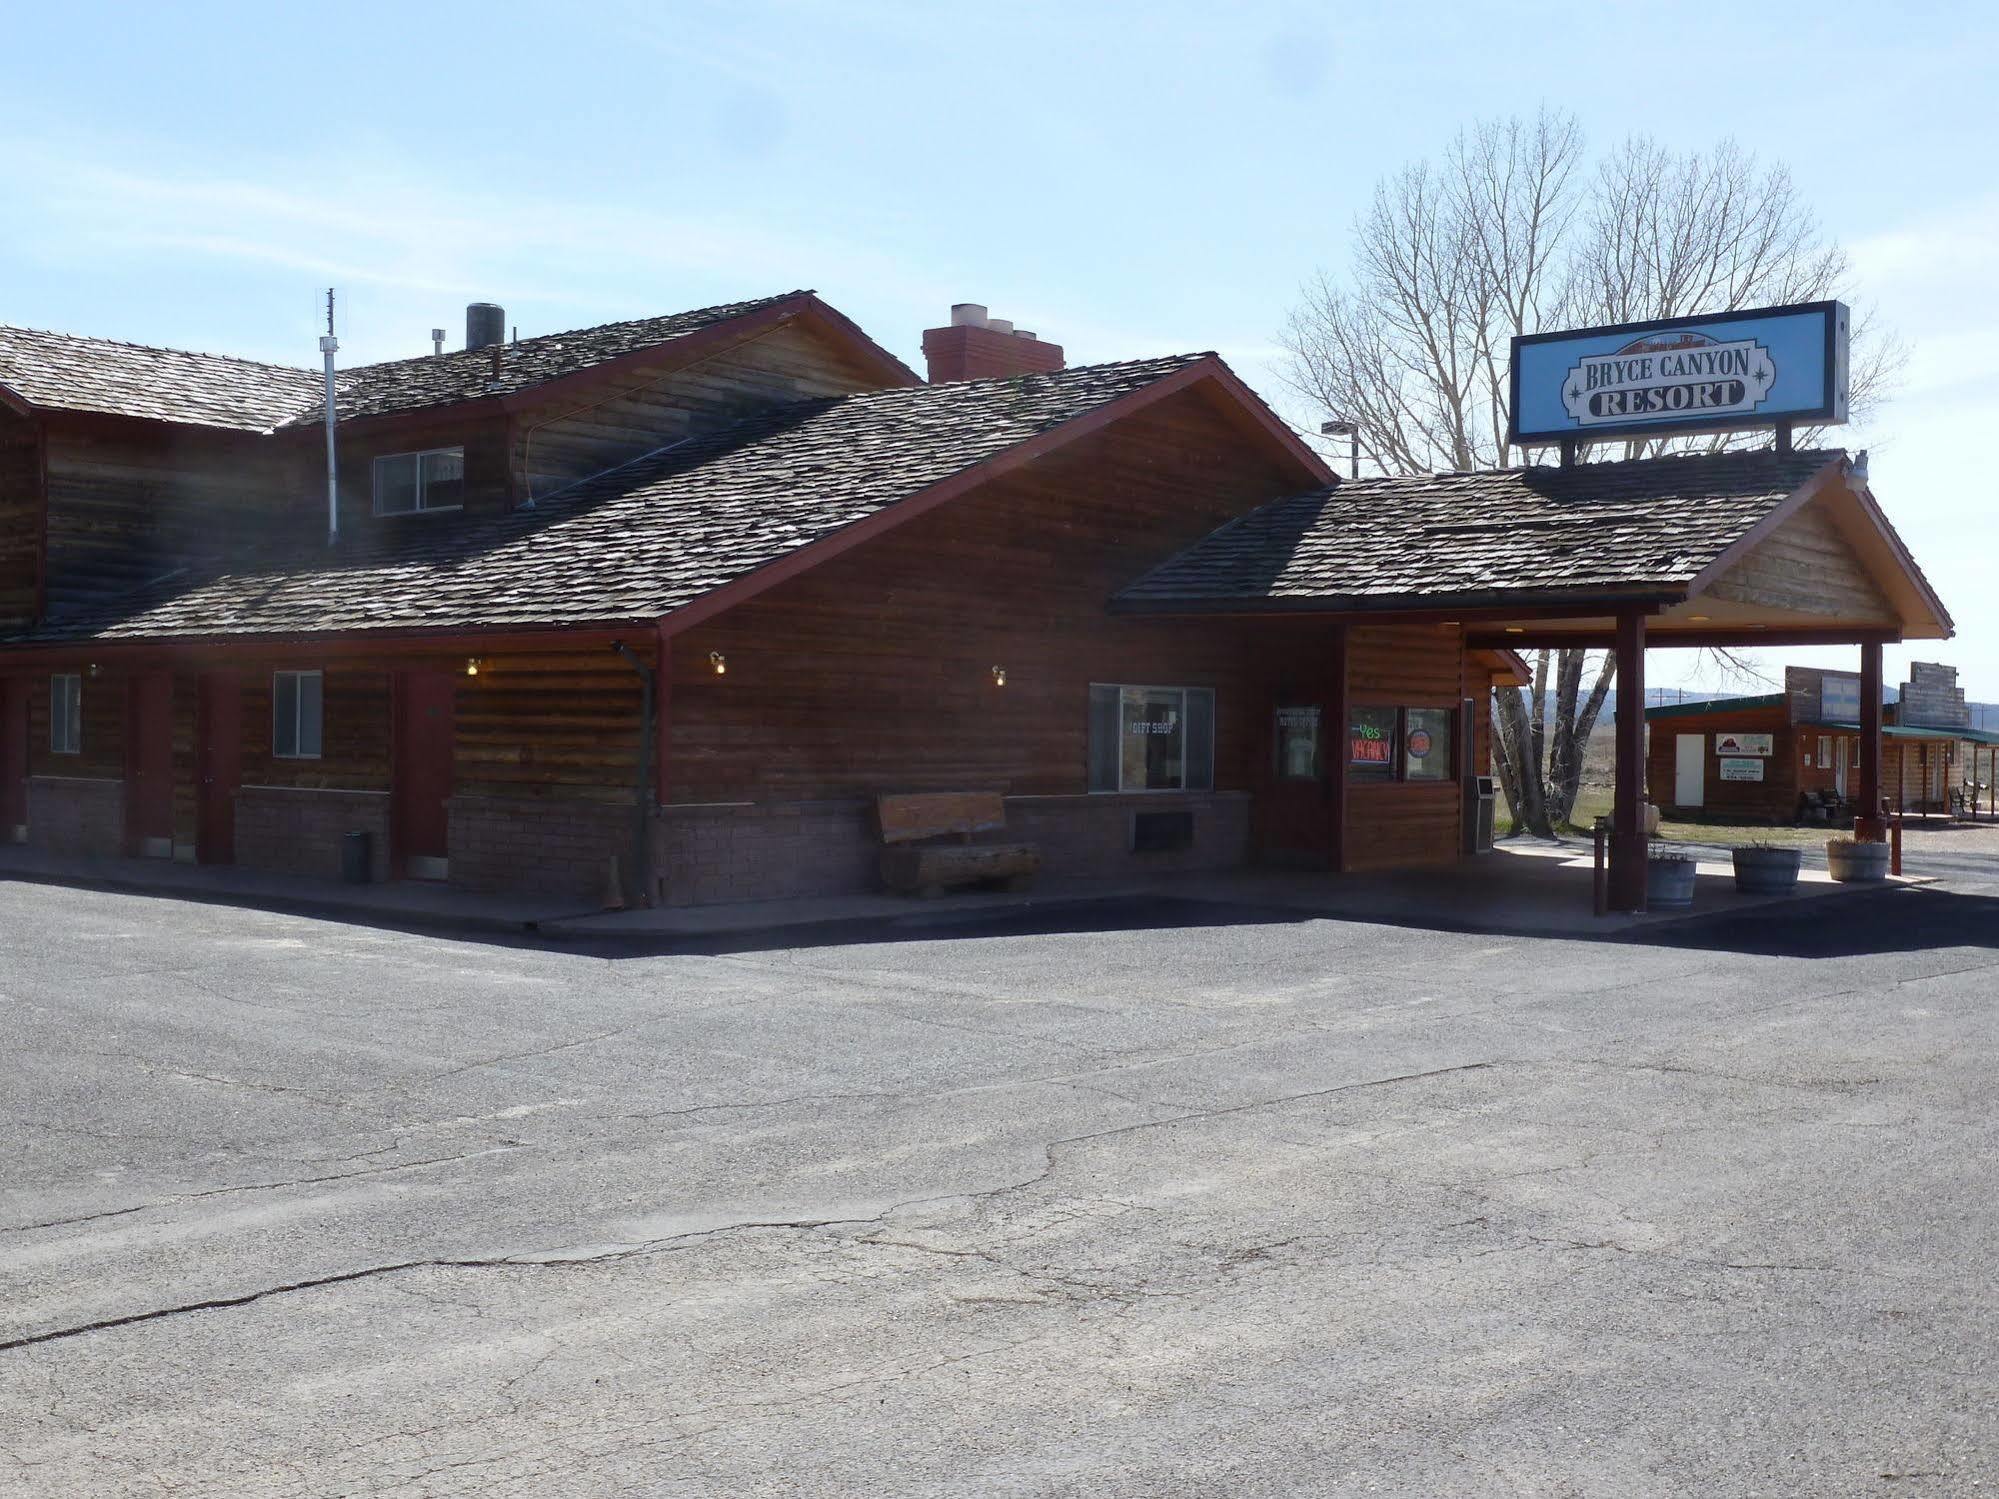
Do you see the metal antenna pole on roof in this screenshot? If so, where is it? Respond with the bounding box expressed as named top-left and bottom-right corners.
top-left (320, 288), bottom-right (340, 546)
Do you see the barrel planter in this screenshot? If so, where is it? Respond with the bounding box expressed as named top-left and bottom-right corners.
top-left (1732, 845), bottom-right (1803, 894)
top-left (1827, 838), bottom-right (1891, 883)
top-left (1645, 852), bottom-right (1698, 909)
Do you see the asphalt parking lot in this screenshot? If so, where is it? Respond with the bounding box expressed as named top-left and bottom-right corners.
top-left (3, 865), bottom-right (1997, 1497)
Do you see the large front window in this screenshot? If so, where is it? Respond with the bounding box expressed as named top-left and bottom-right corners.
top-left (373, 448), bottom-right (465, 515)
top-left (1088, 684), bottom-right (1215, 792)
top-left (1349, 705), bottom-right (1454, 784)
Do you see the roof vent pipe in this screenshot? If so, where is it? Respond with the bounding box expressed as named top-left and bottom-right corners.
top-left (430, 328), bottom-right (446, 358)
top-left (466, 302), bottom-right (506, 352)
top-left (320, 288), bottom-right (340, 547)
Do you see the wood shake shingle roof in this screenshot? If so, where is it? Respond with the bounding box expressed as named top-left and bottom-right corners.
top-left (15, 353), bottom-right (1211, 643)
top-left (0, 291), bottom-right (818, 433)
top-left (1114, 449), bottom-right (1848, 613)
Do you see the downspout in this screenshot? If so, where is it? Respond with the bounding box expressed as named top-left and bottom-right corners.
top-left (610, 640), bottom-right (655, 908)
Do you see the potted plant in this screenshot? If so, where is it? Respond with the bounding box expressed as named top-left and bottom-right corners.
top-left (1732, 842), bottom-right (1804, 894)
top-left (1826, 836), bottom-right (1891, 883)
top-left (1645, 847), bottom-right (1699, 909)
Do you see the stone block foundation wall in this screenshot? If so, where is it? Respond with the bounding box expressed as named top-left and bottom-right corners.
top-left (235, 787), bottom-right (391, 884)
top-left (652, 791), bottom-right (1252, 908)
top-left (449, 794), bottom-right (637, 900)
top-left (26, 776), bottom-right (125, 857)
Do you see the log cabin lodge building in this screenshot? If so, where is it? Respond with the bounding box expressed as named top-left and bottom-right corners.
top-left (0, 292), bottom-right (1954, 913)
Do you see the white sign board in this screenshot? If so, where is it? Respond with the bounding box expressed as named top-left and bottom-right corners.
top-left (1719, 758), bottom-right (1766, 782)
top-left (1715, 732), bottom-right (1774, 757)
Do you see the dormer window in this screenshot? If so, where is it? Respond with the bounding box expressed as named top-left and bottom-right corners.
top-left (373, 448), bottom-right (465, 515)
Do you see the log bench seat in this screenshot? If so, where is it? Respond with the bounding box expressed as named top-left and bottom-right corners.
top-left (876, 791), bottom-right (1040, 898)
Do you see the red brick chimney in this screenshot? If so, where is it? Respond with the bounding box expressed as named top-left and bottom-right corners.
top-left (922, 302), bottom-right (1065, 383)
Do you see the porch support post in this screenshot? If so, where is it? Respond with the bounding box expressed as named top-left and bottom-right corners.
top-left (1609, 608), bottom-right (1648, 912)
top-left (1328, 622), bottom-right (1349, 872)
top-left (1857, 641), bottom-right (1885, 841)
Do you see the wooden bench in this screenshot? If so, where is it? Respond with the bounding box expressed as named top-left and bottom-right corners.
top-left (876, 792), bottom-right (1040, 898)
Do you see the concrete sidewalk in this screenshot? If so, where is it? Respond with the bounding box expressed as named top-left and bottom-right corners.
top-left (0, 837), bottom-right (1923, 947)
top-left (0, 845), bottom-right (578, 935)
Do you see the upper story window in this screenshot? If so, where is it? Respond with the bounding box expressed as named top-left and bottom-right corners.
top-left (273, 671), bottom-right (324, 759)
top-left (373, 448), bottom-right (465, 516)
top-left (50, 674), bottom-right (81, 755)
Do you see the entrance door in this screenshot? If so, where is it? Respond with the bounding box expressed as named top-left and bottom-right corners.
top-left (196, 671), bottom-right (241, 864)
top-left (1674, 734), bottom-right (1705, 808)
top-left (394, 670), bottom-right (456, 880)
top-left (124, 670), bottom-right (174, 857)
top-left (1834, 736), bottom-right (1850, 798)
top-left (0, 676), bottom-right (26, 842)
top-left (1259, 699), bottom-right (1337, 866)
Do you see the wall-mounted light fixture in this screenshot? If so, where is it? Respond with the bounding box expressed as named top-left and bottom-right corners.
top-left (709, 651), bottom-right (727, 676)
top-left (465, 657), bottom-right (482, 678)
top-left (991, 665), bottom-right (1007, 687)
top-left (86, 663), bottom-right (102, 679)
top-left (1504, 627), bottom-right (1525, 635)
top-left (1688, 614), bottom-right (1711, 623)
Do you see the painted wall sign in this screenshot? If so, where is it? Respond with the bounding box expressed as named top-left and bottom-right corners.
top-left (1715, 732), bottom-right (1775, 757)
top-left (1719, 758), bottom-right (1766, 782)
top-left (1509, 301), bottom-right (1848, 446)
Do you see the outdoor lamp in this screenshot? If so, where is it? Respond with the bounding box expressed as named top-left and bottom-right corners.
top-left (709, 651), bottom-right (727, 676)
top-left (465, 657), bottom-right (482, 677)
top-left (992, 665), bottom-right (1007, 687)
top-left (1319, 418), bottom-right (1360, 480)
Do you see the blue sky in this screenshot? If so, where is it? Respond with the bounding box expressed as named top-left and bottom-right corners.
top-left (2, 0), bottom-right (1994, 699)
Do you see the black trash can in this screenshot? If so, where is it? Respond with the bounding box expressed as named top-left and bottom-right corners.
top-left (341, 830), bottom-right (373, 885)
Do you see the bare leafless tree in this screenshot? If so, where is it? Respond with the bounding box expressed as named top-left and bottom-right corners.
top-left (1282, 111), bottom-right (1899, 836)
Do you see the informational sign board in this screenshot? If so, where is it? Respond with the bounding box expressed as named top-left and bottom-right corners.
top-left (1719, 758), bottom-right (1766, 782)
top-left (1715, 732), bottom-right (1774, 757)
top-left (1820, 673), bottom-right (1861, 723)
top-left (1509, 301), bottom-right (1848, 446)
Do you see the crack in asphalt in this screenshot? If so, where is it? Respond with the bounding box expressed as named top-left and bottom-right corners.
top-left (0, 1058), bottom-right (1505, 1355)
top-left (0, 1145), bottom-right (522, 1237)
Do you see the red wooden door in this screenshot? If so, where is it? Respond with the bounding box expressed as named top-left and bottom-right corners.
top-left (196, 671), bottom-right (241, 864)
top-left (124, 670), bottom-right (174, 855)
top-left (0, 676), bottom-right (26, 840)
top-left (1258, 697), bottom-right (1338, 867)
top-left (394, 670), bottom-right (456, 876)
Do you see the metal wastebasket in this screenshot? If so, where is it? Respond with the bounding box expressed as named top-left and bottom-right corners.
top-left (1473, 776), bottom-right (1497, 853)
top-left (341, 830), bottom-right (373, 885)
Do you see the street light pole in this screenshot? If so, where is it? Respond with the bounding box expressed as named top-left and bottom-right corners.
top-left (1319, 418), bottom-right (1359, 481)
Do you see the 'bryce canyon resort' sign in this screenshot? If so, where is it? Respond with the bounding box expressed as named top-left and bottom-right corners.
top-left (1508, 301), bottom-right (1848, 447)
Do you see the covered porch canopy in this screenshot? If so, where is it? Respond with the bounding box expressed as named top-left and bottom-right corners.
top-left (1112, 447), bottom-right (1953, 912)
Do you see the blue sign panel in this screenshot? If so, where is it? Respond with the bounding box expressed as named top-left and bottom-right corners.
top-left (1508, 301), bottom-right (1848, 446)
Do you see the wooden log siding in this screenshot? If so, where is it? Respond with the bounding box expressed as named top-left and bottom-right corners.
top-left (1644, 704), bottom-right (1798, 822)
top-left (40, 421), bottom-right (308, 614)
top-left (1703, 499), bottom-right (1896, 623)
top-left (1344, 623), bottom-right (1466, 872)
top-left (0, 411), bottom-right (42, 627)
top-left (510, 322), bottom-right (893, 499)
top-left (453, 649), bottom-right (649, 803)
top-left (26, 665), bottom-right (124, 780)
top-left (665, 385), bottom-right (1307, 806)
top-left (332, 412), bottom-right (511, 526)
top-left (237, 662), bottom-right (391, 794)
